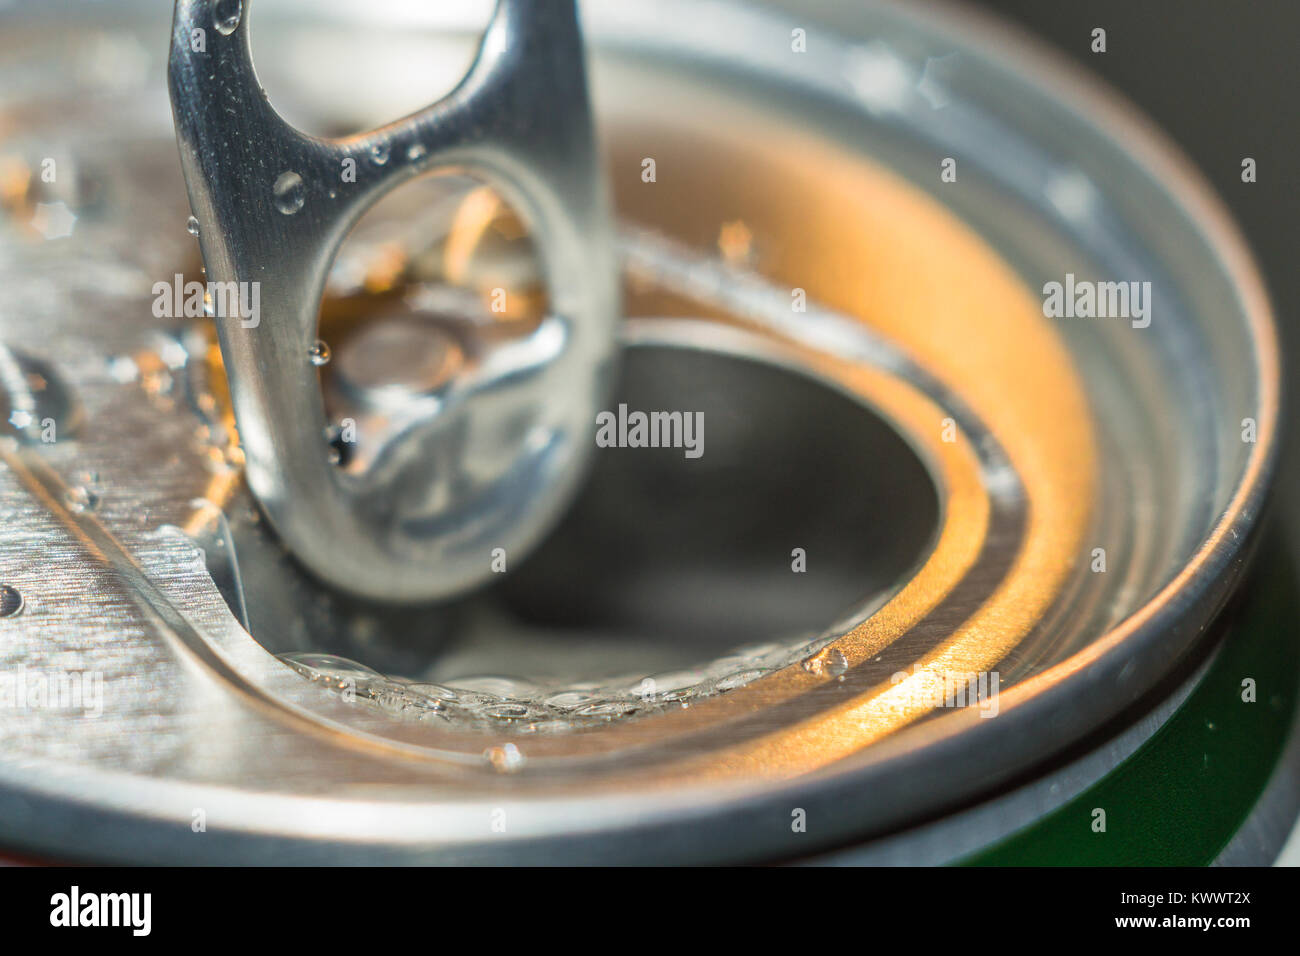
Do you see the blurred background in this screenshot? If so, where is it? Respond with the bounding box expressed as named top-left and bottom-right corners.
top-left (972, 0), bottom-right (1299, 544)
top-left (973, 0), bottom-right (1300, 863)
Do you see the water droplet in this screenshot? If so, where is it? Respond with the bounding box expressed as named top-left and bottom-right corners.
top-left (0, 585), bottom-right (22, 618)
top-left (186, 215), bottom-right (200, 237)
top-left (802, 647), bottom-right (848, 678)
top-left (484, 702), bottom-right (532, 720)
top-left (484, 743), bottom-right (524, 773)
top-left (369, 143), bottom-right (390, 166)
top-left (573, 700), bottom-right (638, 718)
top-left (213, 0), bottom-right (242, 36)
top-left (309, 339), bottom-right (332, 367)
top-left (407, 143), bottom-right (427, 162)
top-left (280, 651), bottom-right (380, 678)
top-left (272, 171), bottom-right (305, 215)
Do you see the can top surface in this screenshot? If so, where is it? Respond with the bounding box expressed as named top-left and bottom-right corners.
top-left (0, 0), bottom-right (1279, 862)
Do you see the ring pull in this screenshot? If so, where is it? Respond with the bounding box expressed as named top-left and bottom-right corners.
top-left (168, 0), bottom-right (619, 602)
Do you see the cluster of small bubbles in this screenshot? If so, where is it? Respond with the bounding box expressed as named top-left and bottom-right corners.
top-left (273, 170), bottom-right (305, 215)
top-left (715, 669), bottom-right (767, 692)
top-left (278, 652), bottom-right (434, 714)
top-left (801, 646), bottom-right (848, 678)
top-left (186, 215), bottom-right (200, 237)
top-left (371, 683), bottom-right (446, 719)
top-left (213, 0), bottom-right (243, 36)
top-left (275, 635), bottom-right (835, 733)
top-left (632, 669), bottom-right (703, 705)
top-left (369, 143), bottom-right (390, 166)
top-left (308, 339), bottom-right (332, 367)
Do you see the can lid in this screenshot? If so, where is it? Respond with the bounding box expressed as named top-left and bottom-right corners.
top-left (0, 0), bottom-right (1279, 863)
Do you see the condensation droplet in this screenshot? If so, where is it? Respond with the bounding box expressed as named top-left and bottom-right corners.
top-left (369, 143), bottom-right (390, 166)
top-left (0, 585), bottom-right (22, 618)
top-left (802, 646), bottom-right (848, 678)
top-left (309, 340), bottom-right (332, 367)
top-left (407, 143), bottom-right (427, 162)
top-left (186, 215), bottom-right (200, 237)
top-left (273, 171), bottom-right (305, 215)
top-left (213, 0), bottom-right (242, 36)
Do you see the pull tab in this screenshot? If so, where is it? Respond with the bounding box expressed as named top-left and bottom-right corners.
top-left (168, 0), bottom-right (619, 602)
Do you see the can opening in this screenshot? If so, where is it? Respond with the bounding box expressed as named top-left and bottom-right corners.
top-left (217, 338), bottom-right (940, 727)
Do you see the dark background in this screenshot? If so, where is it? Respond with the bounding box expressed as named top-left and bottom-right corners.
top-left (969, 0), bottom-right (1299, 542)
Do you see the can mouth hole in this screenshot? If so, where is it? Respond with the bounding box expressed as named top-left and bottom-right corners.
top-left (217, 335), bottom-right (941, 726)
top-left (494, 343), bottom-right (939, 647)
